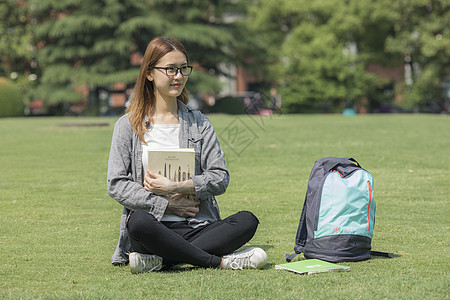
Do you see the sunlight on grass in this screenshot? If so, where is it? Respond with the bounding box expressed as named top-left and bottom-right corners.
top-left (1, 114), bottom-right (448, 299)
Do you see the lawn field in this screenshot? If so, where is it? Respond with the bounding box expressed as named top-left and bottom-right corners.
top-left (1, 114), bottom-right (448, 299)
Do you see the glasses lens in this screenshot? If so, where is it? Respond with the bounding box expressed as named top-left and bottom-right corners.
top-left (166, 67), bottom-right (177, 76)
top-left (181, 66), bottom-right (192, 76)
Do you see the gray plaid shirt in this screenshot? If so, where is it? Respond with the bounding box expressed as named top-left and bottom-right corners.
top-left (107, 100), bottom-right (229, 265)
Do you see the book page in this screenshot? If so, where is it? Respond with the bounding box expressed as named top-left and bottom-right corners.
top-left (147, 148), bottom-right (195, 182)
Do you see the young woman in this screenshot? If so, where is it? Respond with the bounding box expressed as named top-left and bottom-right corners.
top-left (107, 37), bottom-right (267, 273)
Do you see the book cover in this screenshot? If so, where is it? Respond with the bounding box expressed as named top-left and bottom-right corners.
top-left (147, 148), bottom-right (195, 182)
top-left (275, 259), bottom-right (350, 275)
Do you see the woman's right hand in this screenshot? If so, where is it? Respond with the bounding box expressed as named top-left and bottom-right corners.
top-left (166, 193), bottom-right (200, 217)
top-left (144, 171), bottom-right (171, 195)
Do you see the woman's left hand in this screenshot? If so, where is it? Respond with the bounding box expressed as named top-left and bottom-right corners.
top-left (144, 171), bottom-right (172, 195)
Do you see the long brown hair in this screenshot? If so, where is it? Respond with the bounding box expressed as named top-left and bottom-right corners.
top-left (126, 37), bottom-right (190, 143)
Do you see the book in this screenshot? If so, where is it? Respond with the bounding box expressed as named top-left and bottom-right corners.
top-left (275, 259), bottom-right (350, 275)
top-left (147, 148), bottom-right (195, 182)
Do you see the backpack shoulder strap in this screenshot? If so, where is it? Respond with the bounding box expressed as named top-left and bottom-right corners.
top-left (285, 195), bottom-right (308, 262)
top-left (285, 252), bottom-right (299, 262)
top-left (370, 251), bottom-right (394, 258)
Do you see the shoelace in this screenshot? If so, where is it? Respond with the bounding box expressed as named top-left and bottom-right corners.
top-left (228, 252), bottom-right (254, 270)
top-left (143, 256), bottom-right (161, 272)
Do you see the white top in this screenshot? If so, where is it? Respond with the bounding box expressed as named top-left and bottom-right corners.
top-left (142, 124), bottom-right (180, 170)
top-left (142, 123), bottom-right (185, 222)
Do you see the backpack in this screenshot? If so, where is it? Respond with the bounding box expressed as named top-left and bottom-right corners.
top-left (286, 157), bottom-right (392, 263)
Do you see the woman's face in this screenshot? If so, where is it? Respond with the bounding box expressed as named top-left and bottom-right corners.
top-left (147, 50), bottom-right (188, 102)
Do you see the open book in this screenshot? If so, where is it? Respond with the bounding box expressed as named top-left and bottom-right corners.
top-left (147, 148), bottom-right (195, 182)
top-left (275, 259), bottom-right (350, 275)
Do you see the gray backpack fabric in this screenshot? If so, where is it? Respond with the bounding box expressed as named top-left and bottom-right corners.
top-left (286, 157), bottom-right (391, 263)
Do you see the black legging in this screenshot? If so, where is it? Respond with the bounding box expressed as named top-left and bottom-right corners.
top-left (127, 210), bottom-right (259, 268)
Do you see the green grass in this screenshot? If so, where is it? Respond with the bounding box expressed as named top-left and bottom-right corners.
top-left (1, 114), bottom-right (448, 299)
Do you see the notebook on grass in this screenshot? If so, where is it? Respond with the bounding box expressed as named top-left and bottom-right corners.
top-left (275, 259), bottom-right (350, 275)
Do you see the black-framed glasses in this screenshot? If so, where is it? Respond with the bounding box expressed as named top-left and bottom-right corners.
top-left (153, 66), bottom-right (193, 76)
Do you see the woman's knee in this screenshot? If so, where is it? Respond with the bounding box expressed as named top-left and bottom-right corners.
top-left (234, 210), bottom-right (259, 232)
top-left (127, 210), bottom-right (158, 235)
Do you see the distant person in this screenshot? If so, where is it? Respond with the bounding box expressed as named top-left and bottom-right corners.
top-left (107, 37), bottom-right (267, 274)
top-left (270, 88), bottom-right (282, 112)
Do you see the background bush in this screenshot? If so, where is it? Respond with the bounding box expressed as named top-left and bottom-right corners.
top-left (0, 77), bottom-right (24, 117)
top-left (207, 96), bottom-right (247, 114)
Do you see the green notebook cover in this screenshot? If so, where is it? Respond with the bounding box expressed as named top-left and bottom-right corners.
top-left (275, 259), bottom-right (350, 275)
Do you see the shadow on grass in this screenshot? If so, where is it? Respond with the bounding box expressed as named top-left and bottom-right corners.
top-left (116, 245), bottom-right (276, 273)
top-left (369, 253), bottom-right (402, 260)
top-left (240, 244), bottom-right (274, 252)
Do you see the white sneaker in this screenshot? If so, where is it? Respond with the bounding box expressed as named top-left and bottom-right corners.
top-left (222, 247), bottom-right (268, 270)
top-left (129, 252), bottom-right (163, 274)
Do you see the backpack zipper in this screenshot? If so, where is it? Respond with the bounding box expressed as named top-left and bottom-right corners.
top-left (367, 180), bottom-right (372, 231)
top-left (332, 170), bottom-right (343, 177)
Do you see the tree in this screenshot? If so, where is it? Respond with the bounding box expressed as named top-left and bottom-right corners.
top-left (0, 0), bottom-right (37, 104)
top-left (245, 0), bottom-right (449, 113)
top-left (30, 0), bottom-right (147, 112)
top-left (30, 0), bottom-right (247, 114)
top-left (384, 0), bottom-right (450, 111)
top-left (245, 0), bottom-right (387, 112)
top-left (0, 0), bottom-right (33, 77)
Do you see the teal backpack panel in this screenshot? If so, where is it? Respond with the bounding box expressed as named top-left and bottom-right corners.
top-left (314, 170), bottom-right (375, 239)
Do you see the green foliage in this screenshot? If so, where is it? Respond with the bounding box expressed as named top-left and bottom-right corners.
top-left (188, 70), bottom-right (223, 96)
top-left (1, 115), bottom-right (449, 298)
top-left (0, 0), bottom-right (38, 105)
top-left (4, 0), bottom-right (448, 112)
top-left (246, 0), bottom-right (386, 113)
top-left (279, 22), bottom-right (377, 112)
top-left (384, 0), bottom-right (450, 109)
top-left (29, 0), bottom-right (246, 108)
top-left (0, 0), bottom-right (34, 77)
top-left (207, 96), bottom-right (246, 114)
top-left (246, 0), bottom-right (450, 112)
top-left (30, 0), bottom-right (147, 105)
top-left (0, 78), bottom-right (25, 117)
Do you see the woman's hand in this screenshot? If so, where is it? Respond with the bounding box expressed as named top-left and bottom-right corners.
top-left (166, 193), bottom-right (200, 217)
top-left (144, 171), bottom-right (196, 196)
top-left (144, 171), bottom-right (171, 195)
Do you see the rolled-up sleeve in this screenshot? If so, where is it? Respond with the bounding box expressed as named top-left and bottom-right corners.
top-left (107, 117), bottom-right (168, 220)
top-left (191, 115), bottom-right (230, 200)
